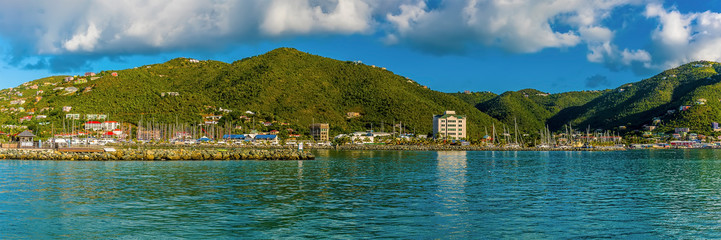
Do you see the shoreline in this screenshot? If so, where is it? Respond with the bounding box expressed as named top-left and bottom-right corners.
top-left (0, 148), bottom-right (314, 161)
top-left (114, 143), bottom-right (627, 152)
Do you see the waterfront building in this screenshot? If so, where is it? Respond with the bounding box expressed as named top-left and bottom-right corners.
top-left (310, 123), bottom-right (329, 142)
top-left (84, 121), bottom-right (102, 131)
top-left (433, 110), bottom-right (466, 139)
top-left (102, 121), bottom-right (119, 131)
top-left (16, 130), bottom-right (35, 148)
top-left (255, 135), bottom-right (279, 144)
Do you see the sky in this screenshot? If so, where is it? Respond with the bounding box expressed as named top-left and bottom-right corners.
top-left (0, 0), bottom-right (720, 93)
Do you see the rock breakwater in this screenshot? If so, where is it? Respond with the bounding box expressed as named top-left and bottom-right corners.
top-left (0, 148), bottom-right (314, 161)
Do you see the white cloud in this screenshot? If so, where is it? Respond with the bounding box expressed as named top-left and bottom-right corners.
top-left (383, 0), bottom-right (641, 53)
top-left (1, 0), bottom-right (720, 76)
top-left (64, 23), bottom-right (101, 52)
top-left (643, 4), bottom-right (721, 69)
top-left (261, 0), bottom-right (373, 36)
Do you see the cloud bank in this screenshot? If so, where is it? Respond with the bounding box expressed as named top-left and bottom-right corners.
top-left (0, 0), bottom-right (720, 73)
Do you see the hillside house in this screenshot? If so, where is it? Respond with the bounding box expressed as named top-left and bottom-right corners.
top-left (19, 116), bottom-right (32, 122)
top-left (75, 79), bottom-right (87, 84)
top-left (65, 114), bottom-right (80, 120)
top-left (84, 72), bottom-right (96, 77)
top-left (713, 122), bottom-right (721, 132)
top-left (346, 112), bottom-right (361, 118)
top-left (696, 99), bottom-right (707, 105)
top-left (111, 72), bottom-right (118, 76)
top-left (36, 90), bottom-right (43, 95)
top-left (36, 115), bottom-right (47, 119)
top-left (204, 115), bottom-right (222, 121)
top-left (29, 85), bottom-right (38, 89)
top-left (675, 128), bottom-right (690, 133)
top-left (679, 105), bottom-right (691, 111)
top-left (10, 99), bottom-right (26, 105)
top-left (64, 77), bottom-right (74, 82)
top-left (62, 106), bottom-right (72, 112)
top-left (65, 87), bottom-right (78, 93)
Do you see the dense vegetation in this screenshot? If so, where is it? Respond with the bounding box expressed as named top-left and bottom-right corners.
top-left (4, 48), bottom-right (721, 140)
top-left (0, 48), bottom-right (500, 138)
top-left (451, 89), bottom-right (604, 133)
top-left (548, 61), bottom-right (721, 135)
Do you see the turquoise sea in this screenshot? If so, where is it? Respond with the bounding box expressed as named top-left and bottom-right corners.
top-left (2, 150), bottom-right (721, 239)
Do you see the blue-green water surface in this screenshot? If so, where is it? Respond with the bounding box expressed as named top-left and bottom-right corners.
top-left (2, 150), bottom-right (721, 238)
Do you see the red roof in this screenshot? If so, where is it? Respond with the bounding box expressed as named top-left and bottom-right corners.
top-left (103, 131), bottom-right (115, 135)
top-left (86, 121), bottom-right (101, 124)
top-left (104, 121), bottom-right (118, 123)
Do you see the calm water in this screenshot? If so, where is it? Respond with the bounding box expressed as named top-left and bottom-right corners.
top-left (2, 150), bottom-right (721, 239)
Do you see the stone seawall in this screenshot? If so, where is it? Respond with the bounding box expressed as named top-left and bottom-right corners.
top-left (0, 148), bottom-right (314, 161)
top-left (334, 145), bottom-right (625, 151)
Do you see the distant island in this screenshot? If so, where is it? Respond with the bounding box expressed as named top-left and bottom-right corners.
top-left (0, 47), bottom-right (719, 150)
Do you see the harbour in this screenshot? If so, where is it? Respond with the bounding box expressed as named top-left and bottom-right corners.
top-left (3, 149), bottom-right (721, 238)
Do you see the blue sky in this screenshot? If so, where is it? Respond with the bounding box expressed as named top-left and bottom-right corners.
top-left (0, 0), bottom-right (720, 93)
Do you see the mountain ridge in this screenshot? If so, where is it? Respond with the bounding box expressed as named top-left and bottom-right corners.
top-left (3, 48), bottom-right (721, 140)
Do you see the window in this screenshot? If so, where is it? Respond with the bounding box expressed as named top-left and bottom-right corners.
top-left (458, 125), bottom-right (462, 128)
top-left (449, 133), bottom-right (456, 135)
top-left (441, 124), bottom-right (445, 127)
top-left (441, 120), bottom-right (445, 122)
top-left (448, 124), bottom-right (456, 127)
top-left (448, 120), bottom-right (457, 123)
top-left (448, 128), bottom-right (456, 131)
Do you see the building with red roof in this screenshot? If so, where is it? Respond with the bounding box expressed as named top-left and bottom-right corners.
top-left (84, 121), bottom-right (102, 131)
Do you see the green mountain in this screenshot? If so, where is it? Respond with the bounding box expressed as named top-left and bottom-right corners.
top-left (6, 48), bottom-right (721, 140)
top-left (548, 61), bottom-right (721, 134)
top-left (1, 48), bottom-right (500, 138)
top-left (449, 91), bottom-right (497, 106)
top-left (451, 89), bottom-right (604, 133)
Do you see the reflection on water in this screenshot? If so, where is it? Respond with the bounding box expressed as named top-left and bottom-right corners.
top-left (435, 151), bottom-right (469, 237)
top-left (3, 150), bottom-right (721, 238)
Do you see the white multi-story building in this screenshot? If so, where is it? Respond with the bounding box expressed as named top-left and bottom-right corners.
top-left (433, 110), bottom-right (467, 140)
top-left (102, 121), bottom-right (120, 131)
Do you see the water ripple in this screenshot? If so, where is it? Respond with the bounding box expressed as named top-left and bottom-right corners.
top-left (2, 150), bottom-right (721, 238)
